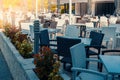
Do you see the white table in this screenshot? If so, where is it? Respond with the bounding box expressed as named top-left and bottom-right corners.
top-left (21, 22), bottom-right (33, 34)
top-left (79, 37), bottom-right (91, 46)
top-left (72, 23), bottom-right (86, 26)
top-left (41, 28), bottom-right (61, 39)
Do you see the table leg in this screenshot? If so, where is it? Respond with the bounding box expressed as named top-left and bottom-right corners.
top-left (112, 75), bottom-right (114, 80)
top-left (80, 25), bottom-right (86, 37)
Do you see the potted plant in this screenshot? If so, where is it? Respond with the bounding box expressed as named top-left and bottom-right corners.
top-left (3, 24), bottom-right (33, 58)
top-left (0, 23), bottom-right (39, 80)
top-left (34, 46), bottom-right (63, 80)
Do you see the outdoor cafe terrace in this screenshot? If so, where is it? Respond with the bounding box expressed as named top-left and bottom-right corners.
top-left (0, 12), bottom-right (120, 80)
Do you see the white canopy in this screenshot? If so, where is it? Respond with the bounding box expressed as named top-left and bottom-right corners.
top-left (60, 0), bottom-right (87, 4)
top-left (60, 0), bottom-right (114, 4)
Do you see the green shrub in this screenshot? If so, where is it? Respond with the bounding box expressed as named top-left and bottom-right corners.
top-left (18, 40), bottom-right (33, 58)
top-left (34, 46), bottom-right (63, 80)
top-left (3, 23), bottom-right (33, 58)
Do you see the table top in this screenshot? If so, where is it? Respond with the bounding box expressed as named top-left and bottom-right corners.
top-left (41, 28), bottom-right (60, 33)
top-left (72, 23), bottom-right (86, 26)
top-left (99, 55), bottom-right (120, 75)
top-left (62, 36), bottom-right (91, 46)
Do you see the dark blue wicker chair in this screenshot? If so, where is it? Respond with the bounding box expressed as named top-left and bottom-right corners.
top-left (86, 31), bottom-right (105, 58)
top-left (39, 29), bottom-right (57, 53)
top-left (86, 31), bottom-right (106, 71)
top-left (57, 36), bottom-right (81, 70)
top-left (39, 29), bottom-right (57, 46)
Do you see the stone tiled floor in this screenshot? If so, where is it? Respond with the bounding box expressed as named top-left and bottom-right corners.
top-left (61, 58), bottom-right (120, 80)
top-left (51, 33), bottom-right (120, 80)
top-left (0, 31), bottom-right (120, 80)
top-left (0, 51), bottom-right (13, 80)
top-left (60, 44), bottom-right (120, 80)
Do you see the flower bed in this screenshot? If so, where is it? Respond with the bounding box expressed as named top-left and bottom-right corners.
top-left (3, 24), bottom-right (33, 58)
top-left (0, 31), bottom-right (71, 80)
top-left (0, 23), bottom-right (71, 80)
top-left (0, 31), bottom-right (39, 80)
top-left (33, 46), bottom-right (63, 80)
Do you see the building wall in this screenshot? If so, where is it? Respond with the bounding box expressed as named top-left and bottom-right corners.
top-left (78, 0), bottom-right (115, 16)
top-left (116, 0), bottom-right (120, 15)
top-left (60, 0), bottom-right (115, 16)
top-left (60, 0), bottom-right (87, 4)
top-left (92, 0), bottom-right (115, 16)
top-left (75, 3), bottom-right (80, 15)
top-left (92, 0), bottom-right (114, 2)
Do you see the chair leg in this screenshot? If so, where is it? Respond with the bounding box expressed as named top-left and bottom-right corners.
top-left (86, 55), bottom-right (89, 69)
top-left (99, 63), bottom-right (103, 72)
top-left (84, 31), bottom-right (86, 38)
top-left (63, 63), bottom-right (72, 72)
top-left (86, 61), bottom-right (89, 69)
top-left (98, 54), bottom-right (103, 72)
top-left (106, 41), bottom-right (109, 48)
top-left (63, 63), bottom-right (66, 70)
top-left (98, 57), bottom-right (100, 71)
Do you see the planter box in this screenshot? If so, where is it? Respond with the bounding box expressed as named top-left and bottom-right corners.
top-left (0, 31), bottom-right (71, 80)
top-left (0, 31), bottom-right (39, 80)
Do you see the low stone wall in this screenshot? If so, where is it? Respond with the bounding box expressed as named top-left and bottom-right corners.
top-left (0, 32), bottom-right (39, 80)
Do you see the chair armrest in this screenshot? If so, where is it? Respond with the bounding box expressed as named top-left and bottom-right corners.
top-left (86, 58), bottom-right (102, 63)
top-left (86, 45), bottom-right (106, 49)
top-left (34, 32), bottom-right (40, 34)
top-left (49, 44), bottom-right (57, 47)
top-left (102, 50), bottom-right (120, 55)
top-left (71, 67), bottom-right (107, 77)
top-left (49, 40), bottom-right (57, 47)
top-left (49, 39), bottom-right (57, 41)
top-left (39, 43), bottom-right (57, 47)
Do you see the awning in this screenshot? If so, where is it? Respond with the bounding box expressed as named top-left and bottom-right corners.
top-left (60, 0), bottom-right (114, 4)
top-left (60, 0), bottom-right (87, 4)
